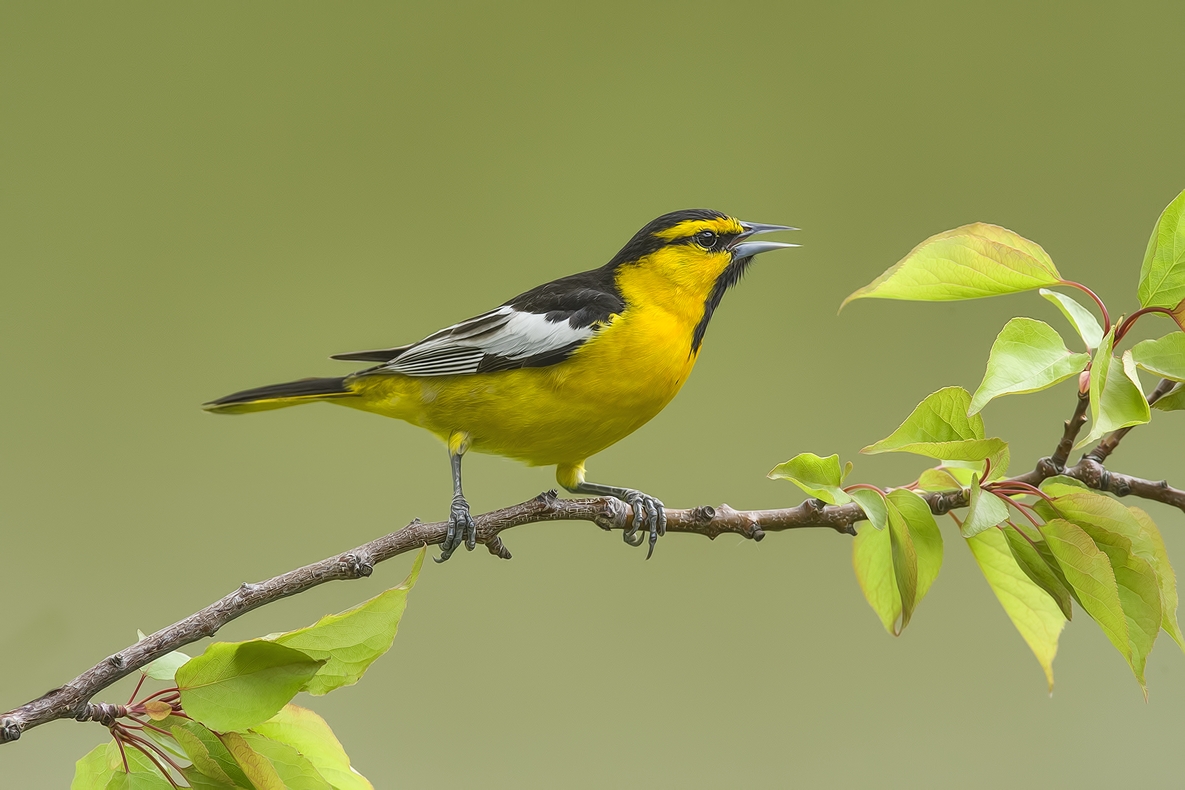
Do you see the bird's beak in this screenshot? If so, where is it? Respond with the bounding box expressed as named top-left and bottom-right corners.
top-left (730, 221), bottom-right (799, 259)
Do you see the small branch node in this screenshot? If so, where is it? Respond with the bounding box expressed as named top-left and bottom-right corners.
top-left (0, 719), bottom-right (19, 743)
top-left (105, 654), bottom-right (124, 669)
top-left (689, 505), bottom-right (716, 525)
top-left (1036, 457), bottom-right (1061, 477)
top-left (340, 552), bottom-right (374, 578)
top-left (80, 703), bottom-right (127, 727)
top-left (534, 489), bottom-right (559, 505)
top-left (484, 536), bottom-right (513, 560)
top-left (807, 498), bottom-right (827, 513)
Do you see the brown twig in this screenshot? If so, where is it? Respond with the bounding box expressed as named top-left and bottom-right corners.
top-left (4, 383), bottom-right (1184, 745)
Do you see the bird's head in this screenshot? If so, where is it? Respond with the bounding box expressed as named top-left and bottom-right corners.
top-left (608, 208), bottom-right (797, 292)
top-left (607, 209), bottom-right (798, 351)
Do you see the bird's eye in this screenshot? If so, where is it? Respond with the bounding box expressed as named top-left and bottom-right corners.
top-left (695, 230), bottom-right (718, 249)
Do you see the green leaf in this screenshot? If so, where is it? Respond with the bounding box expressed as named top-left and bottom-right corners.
top-left (1137, 187), bottom-right (1185, 309)
top-left (853, 519), bottom-right (899, 634)
top-left (1002, 526), bottom-right (1074, 620)
top-left (104, 771), bottom-right (173, 790)
top-left (1040, 486), bottom-right (1182, 653)
top-left (1041, 518), bottom-right (1132, 673)
top-left (72, 743), bottom-right (117, 790)
top-left (1079, 335), bottom-right (1151, 447)
top-left (968, 527), bottom-right (1067, 692)
top-left (177, 641), bottom-right (324, 733)
top-left (171, 722), bottom-right (246, 787)
top-left (843, 223), bottom-right (1061, 307)
top-left (135, 716), bottom-right (189, 764)
top-left (222, 732), bottom-right (285, 790)
top-left (969, 318), bottom-right (1089, 414)
top-left (767, 453), bottom-right (852, 505)
top-left (917, 467), bottom-right (963, 492)
top-left (849, 488), bottom-right (887, 530)
top-left (268, 548), bottom-right (425, 696)
top-left (136, 630), bottom-right (190, 682)
top-left (239, 733), bottom-right (333, 790)
top-left (863, 387), bottom-right (1008, 462)
top-left (961, 476), bottom-right (1010, 537)
top-left (886, 489), bottom-right (943, 606)
top-left (886, 497), bottom-right (919, 633)
top-left (1129, 506), bottom-right (1185, 651)
top-left (254, 705), bottom-right (373, 790)
top-left (1153, 383), bottom-right (1185, 411)
top-left (1040, 288), bottom-right (1105, 350)
top-left (181, 767), bottom-right (250, 790)
top-left (1131, 332), bottom-right (1185, 382)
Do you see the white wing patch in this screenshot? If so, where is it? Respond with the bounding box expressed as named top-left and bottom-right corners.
top-left (380, 306), bottom-right (596, 377)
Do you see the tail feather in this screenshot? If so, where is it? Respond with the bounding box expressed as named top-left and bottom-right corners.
top-left (203, 376), bottom-right (352, 414)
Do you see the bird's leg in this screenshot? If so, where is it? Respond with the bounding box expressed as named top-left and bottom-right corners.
top-left (436, 432), bottom-right (475, 563)
top-left (562, 476), bottom-right (667, 560)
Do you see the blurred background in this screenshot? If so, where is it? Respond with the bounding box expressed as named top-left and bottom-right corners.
top-left (3, 1), bottom-right (1184, 787)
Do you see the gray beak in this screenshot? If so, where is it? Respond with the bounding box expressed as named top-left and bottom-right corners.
top-left (730, 221), bottom-right (799, 259)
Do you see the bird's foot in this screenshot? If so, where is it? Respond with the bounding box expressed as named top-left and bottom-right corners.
top-left (620, 489), bottom-right (667, 560)
top-left (435, 495), bottom-right (476, 563)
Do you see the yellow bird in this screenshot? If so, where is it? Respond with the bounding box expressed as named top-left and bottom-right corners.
top-left (205, 210), bottom-right (797, 560)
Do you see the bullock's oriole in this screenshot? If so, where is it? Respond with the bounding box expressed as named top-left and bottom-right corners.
top-left (205, 209), bottom-right (797, 560)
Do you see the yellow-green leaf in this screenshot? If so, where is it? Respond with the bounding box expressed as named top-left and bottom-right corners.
top-left (968, 528), bottom-right (1066, 692)
top-left (239, 733), bottom-right (333, 790)
top-left (886, 489), bottom-right (943, 606)
top-left (223, 732), bottom-right (285, 790)
top-left (853, 520), bottom-right (899, 634)
top-left (1002, 526), bottom-right (1074, 620)
top-left (843, 223), bottom-right (1061, 307)
top-left (767, 452), bottom-right (852, 504)
top-left (1153, 383), bottom-right (1185, 411)
top-left (969, 318), bottom-right (1089, 414)
top-left (1040, 288), bottom-right (1105, 350)
top-left (177, 641), bottom-right (324, 733)
top-left (1137, 187), bottom-right (1185, 309)
top-left (1042, 518), bottom-right (1132, 672)
top-left (1131, 332), bottom-right (1185, 382)
top-left (171, 721), bottom-right (254, 788)
top-left (1079, 333), bottom-right (1150, 447)
top-left (886, 498), bottom-right (919, 633)
top-left (917, 467), bottom-right (963, 492)
top-left (72, 743), bottom-right (116, 790)
top-left (863, 386), bottom-right (1007, 462)
top-left (254, 705), bottom-right (373, 790)
top-left (961, 476), bottom-right (1010, 537)
top-left (270, 547), bottom-right (425, 695)
top-left (850, 488), bottom-right (888, 530)
top-left (1129, 506), bottom-right (1185, 651)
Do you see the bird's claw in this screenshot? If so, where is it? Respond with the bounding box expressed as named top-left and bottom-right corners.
top-left (622, 490), bottom-right (666, 559)
top-left (435, 495), bottom-right (476, 563)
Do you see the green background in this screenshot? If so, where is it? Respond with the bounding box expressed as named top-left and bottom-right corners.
top-left (3, 2), bottom-right (1184, 787)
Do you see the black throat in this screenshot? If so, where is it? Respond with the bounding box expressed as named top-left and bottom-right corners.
top-left (690, 255), bottom-right (753, 355)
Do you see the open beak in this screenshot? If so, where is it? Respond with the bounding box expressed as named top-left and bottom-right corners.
top-left (729, 221), bottom-right (799, 259)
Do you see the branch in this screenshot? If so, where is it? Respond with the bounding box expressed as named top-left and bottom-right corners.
top-left (0, 492), bottom-right (855, 744)
top-left (5, 385), bottom-right (1184, 745)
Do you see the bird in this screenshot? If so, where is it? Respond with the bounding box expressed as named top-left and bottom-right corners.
top-left (204, 209), bottom-right (797, 561)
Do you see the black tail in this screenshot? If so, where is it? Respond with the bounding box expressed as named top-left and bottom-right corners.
top-left (203, 376), bottom-right (352, 414)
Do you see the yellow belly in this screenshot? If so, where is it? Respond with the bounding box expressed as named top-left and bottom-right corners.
top-left (341, 302), bottom-right (698, 467)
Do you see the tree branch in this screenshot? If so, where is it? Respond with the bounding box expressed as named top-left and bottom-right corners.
top-left (0, 492), bottom-right (855, 744)
top-left (5, 384), bottom-right (1184, 746)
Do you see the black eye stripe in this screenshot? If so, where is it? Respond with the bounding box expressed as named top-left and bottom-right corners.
top-left (676, 231), bottom-right (737, 250)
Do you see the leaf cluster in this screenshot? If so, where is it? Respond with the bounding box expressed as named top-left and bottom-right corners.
top-left (774, 187), bottom-right (1185, 692)
top-left (71, 549), bottom-right (426, 789)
